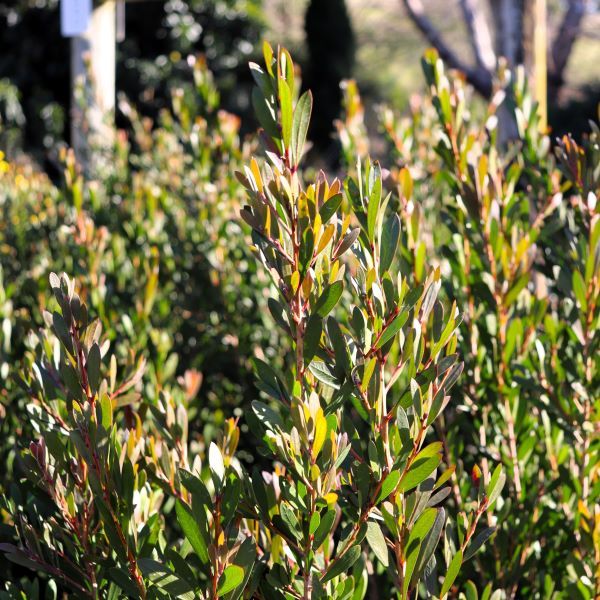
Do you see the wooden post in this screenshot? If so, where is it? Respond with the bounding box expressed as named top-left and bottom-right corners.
top-left (533, 0), bottom-right (548, 132)
top-left (70, 0), bottom-right (116, 174)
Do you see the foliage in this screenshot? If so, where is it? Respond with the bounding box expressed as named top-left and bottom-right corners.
top-left (0, 43), bottom-right (508, 598)
top-left (238, 42), bottom-right (502, 599)
top-left (1, 272), bottom-right (250, 599)
top-left (338, 50), bottom-right (600, 597)
top-left (1, 40), bottom-right (599, 599)
top-left (0, 57), bottom-right (279, 505)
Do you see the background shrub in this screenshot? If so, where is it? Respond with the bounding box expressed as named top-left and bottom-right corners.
top-left (0, 58), bottom-right (282, 501)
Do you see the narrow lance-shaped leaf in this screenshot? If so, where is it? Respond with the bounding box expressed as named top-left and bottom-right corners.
top-left (291, 91), bottom-right (312, 167)
top-left (322, 545), bottom-right (362, 583)
top-left (440, 550), bottom-right (463, 598)
top-left (366, 521), bottom-right (389, 567)
top-left (314, 281), bottom-right (344, 317)
top-left (380, 213), bottom-right (400, 275)
top-left (175, 500), bottom-right (209, 564)
top-left (278, 77), bottom-right (293, 151)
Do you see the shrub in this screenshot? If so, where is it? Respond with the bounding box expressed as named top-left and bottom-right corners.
top-left (238, 43), bottom-right (503, 598)
top-left (0, 58), bottom-right (279, 512)
top-left (338, 53), bottom-right (600, 597)
top-left (0, 44), bottom-right (508, 598)
top-left (1, 42), bottom-right (598, 599)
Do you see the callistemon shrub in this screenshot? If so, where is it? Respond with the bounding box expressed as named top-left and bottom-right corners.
top-left (235, 43), bottom-right (504, 599)
top-left (0, 45), bottom-right (506, 599)
top-left (336, 52), bottom-right (600, 597)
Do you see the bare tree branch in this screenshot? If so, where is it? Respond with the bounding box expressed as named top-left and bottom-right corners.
top-left (489, 0), bottom-right (522, 64)
top-left (550, 0), bottom-right (587, 90)
top-left (459, 0), bottom-right (497, 71)
top-left (401, 0), bottom-right (493, 97)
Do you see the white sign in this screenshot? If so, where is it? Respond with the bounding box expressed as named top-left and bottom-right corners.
top-left (60, 0), bottom-right (92, 37)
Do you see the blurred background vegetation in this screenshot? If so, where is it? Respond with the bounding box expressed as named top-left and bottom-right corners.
top-left (1, 0), bottom-right (598, 166)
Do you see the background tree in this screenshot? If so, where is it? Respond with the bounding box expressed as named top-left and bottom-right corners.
top-left (304, 0), bottom-right (355, 156)
top-left (401, 0), bottom-right (589, 99)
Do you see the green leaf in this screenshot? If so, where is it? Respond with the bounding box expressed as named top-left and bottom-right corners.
top-left (319, 192), bottom-right (343, 223)
top-left (572, 270), bottom-right (588, 313)
top-left (440, 550), bottom-right (463, 597)
top-left (138, 559), bottom-right (195, 597)
top-left (309, 512), bottom-right (321, 536)
top-left (377, 470), bottom-right (401, 503)
top-left (327, 318), bottom-right (351, 377)
top-left (413, 507), bottom-right (445, 582)
top-left (313, 509), bottom-right (336, 549)
top-left (249, 61), bottom-right (271, 95)
top-left (179, 470), bottom-right (212, 506)
top-left (100, 393), bottom-right (113, 430)
top-left (87, 343), bottom-right (101, 394)
top-left (120, 458), bottom-right (135, 512)
top-left (322, 545), bottom-right (362, 583)
top-left (309, 361), bottom-right (341, 389)
top-left (486, 464), bottom-right (506, 508)
top-left (334, 228), bottom-right (360, 259)
top-left (464, 527), bottom-right (496, 561)
top-left (380, 213), bottom-right (400, 274)
top-left (278, 77), bottom-right (293, 150)
top-left (94, 498), bottom-right (127, 562)
top-left (505, 273), bottom-right (529, 306)
top-left (252, 87), bottom-right (279, 140)
top-left (218, 565), bottom-right (245, 596)
top-left (415, 242), bottom-right (426, 282)
top-left (304, 314), bottom-right (323, 366)
top-left (366, 521), bottom-right (389, 567)
top-left (280, 48), bottom-right (295, 95)
top-left (251, 400), bottom-right (283, 430)
top-left (254, 358), bottom-right (289, 404)
top-left (251, 468), bottom-right (271, 518)
top-left (398, 454), bottom-right (442, 493)
top-left (109, 567), bottom-right (141, 597)
top-left (268, 298), bottom-right (292, 334)
top-left (403, 508), bottom-right (438, 596)
top-left (315, 281), bottom-right (344, 317)
top-left (263, 41), bottom-right (274, 75)
top-left (176, 500), bottom-right (209, 564)
top-left (280, 504), bottom-right (300, 539)
top-left (51, 311), bottom-right (74, 355)
top-left (375, 311), bottom-right (408, 349)
top-left (225, 538), bottom-right (257, 600)
top-left (367, 163), bottom-right (382, 241)
top-left (291, 91), bottom-right (312, 167)
top-left (464, 581), bottom-right (479, 600)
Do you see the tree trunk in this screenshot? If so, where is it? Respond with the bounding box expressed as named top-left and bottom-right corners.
top-left (549, 0), bottom-right (587, 97)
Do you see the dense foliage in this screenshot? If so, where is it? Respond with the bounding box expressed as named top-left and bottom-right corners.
top-left (0, 42), bottom-right (598, 599)
top-left (0, 56), bottom-right (278, 492)
top-left (338, 56), bottom-right (600, 597)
